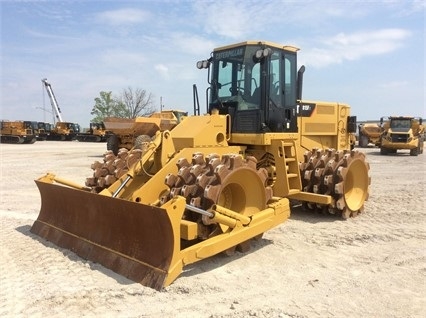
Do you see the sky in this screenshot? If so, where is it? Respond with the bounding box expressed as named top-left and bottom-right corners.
top-left (0, 0), bottom-right (424, 127)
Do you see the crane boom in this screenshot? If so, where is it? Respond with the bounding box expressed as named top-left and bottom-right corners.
top-left (42, 78), bottom-right (64, 122)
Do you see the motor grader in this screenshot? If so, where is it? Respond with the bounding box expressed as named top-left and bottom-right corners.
top-left (31, 41), bottom-right (370, 290)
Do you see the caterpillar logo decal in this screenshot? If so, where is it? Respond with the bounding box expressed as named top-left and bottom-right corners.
top-left (297, 103), bottom-right (316, 117)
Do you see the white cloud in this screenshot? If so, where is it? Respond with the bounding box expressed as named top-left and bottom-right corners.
top-left (100, 50), bottom-right (147, 67)
top-left (25, 28), bottom-right (79, 41)
top-left (192, 0), bottom-right (373, 40)
top-left (328, 29), bottom-right (410, 47)
top-left (378, 81), bottom-right (409, 88)
top-left (169, 33), bottom-right (216, 56)
top-left (301, 28), bottom-right (412, 68)
top-left (155, 64), bottom-right (170, 80)
top-left (193, 1), bottom-right (269, 39)
top-left (385, 0), bottom-right (426, 16)
top-left (95, 8), bottom-right (150, 26)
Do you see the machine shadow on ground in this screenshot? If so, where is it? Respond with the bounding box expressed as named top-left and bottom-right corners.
top-left (179, 236), bottom-right (274, 281)
top-left (289, 204), bottom-right (344, 224)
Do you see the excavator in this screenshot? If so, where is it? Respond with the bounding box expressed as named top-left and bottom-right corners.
top-left (31, 41), bottom-right (370, 290)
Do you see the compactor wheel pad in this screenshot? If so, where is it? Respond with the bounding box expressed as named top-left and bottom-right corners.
top-left (300, 148), bottom-right (370, 218)
top-left (85, 148), bottom-right (143, 192)
top-left (164, 153), bottom-right (272, 250)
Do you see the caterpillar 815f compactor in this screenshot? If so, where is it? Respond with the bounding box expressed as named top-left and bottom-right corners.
top-left (31, 41), bottom-right (370, 290)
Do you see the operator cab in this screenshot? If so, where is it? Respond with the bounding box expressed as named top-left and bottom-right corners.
top-left (198, 41), bottom-right (301, 133)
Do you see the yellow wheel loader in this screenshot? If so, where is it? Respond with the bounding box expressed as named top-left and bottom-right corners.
top-left (31, 41), bottom-right (370, 290)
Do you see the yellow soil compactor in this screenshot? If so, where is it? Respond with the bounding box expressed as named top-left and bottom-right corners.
top-left (31, 41), bottom-right (370, 290)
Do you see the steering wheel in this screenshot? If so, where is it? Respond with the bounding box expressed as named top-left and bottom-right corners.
top-left (229, 87), bottom-right (245, 95)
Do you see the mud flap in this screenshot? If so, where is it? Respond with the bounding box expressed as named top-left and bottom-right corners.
top-left (31, 180), bottom-right (178, 290)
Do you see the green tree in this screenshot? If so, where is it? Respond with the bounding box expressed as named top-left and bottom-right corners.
top-left (91, 88), bottom-right (156, 122)
top-left (90, 91), bottom-right (123, 123)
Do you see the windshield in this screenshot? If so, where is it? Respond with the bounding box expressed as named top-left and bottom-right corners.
top-left (211, 45), bottom-right (261, 110)
top-left (24, 121), bottom-right (37, 129)
top-left (211, 45), bottom-right (297, 111)
top-left (390, 119), bottom-right (411, 129)
top-left (207, 43), bottom-right (299, 133)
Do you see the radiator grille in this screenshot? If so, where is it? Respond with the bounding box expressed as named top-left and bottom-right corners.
top-left (391, 133), bottom-right (409, 143)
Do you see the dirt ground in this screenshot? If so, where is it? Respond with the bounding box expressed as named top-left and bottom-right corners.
top-left (0, 141), bottom-right (425, 318)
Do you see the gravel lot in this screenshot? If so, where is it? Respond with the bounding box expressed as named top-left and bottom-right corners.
top-left (1, 141), bottom-right (425, 317)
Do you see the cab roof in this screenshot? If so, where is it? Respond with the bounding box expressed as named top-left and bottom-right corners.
top-left (213, 40), bottom-right (299, 53)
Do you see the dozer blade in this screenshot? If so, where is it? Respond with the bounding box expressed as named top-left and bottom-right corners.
top-left (31, 180), bottom-right (177, 290)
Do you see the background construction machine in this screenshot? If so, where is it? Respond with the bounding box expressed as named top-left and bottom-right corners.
top-left (379, 116), bottom-right (424, 156)
top-left (0, 120), bottom-right (37, 144)
top-left (36, 122), bottom-right (51, 140)
top-left (76, 122), bottom-right (107, 142)
top-left (41, 78), bottom-right (79, 141)
top-left (104, 109), bottom-right (187, 154)
top-left (46, 122), bottom-right (77, 141)
top-left (31, 41), bottom-right (370, 290)
top-left (358, 122), bottom-right (383, 147)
